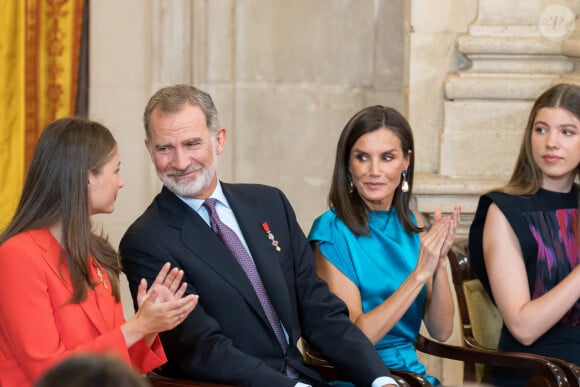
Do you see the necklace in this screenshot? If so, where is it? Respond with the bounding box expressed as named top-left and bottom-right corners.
top-left (93, 261), bottom-right (109, 290)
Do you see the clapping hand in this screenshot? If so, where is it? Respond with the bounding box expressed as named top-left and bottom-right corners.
top-left (414, 216), bottom-right (450, 282)
top-left (136, 262), bottom-right (198, 326)
top-left (432, 204), bottom-right (461, 261)
top-left (123, 263), bottom-right (199, 347)
top-left (136, 262), bottom-right (189, 306)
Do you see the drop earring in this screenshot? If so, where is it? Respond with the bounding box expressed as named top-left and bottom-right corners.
top-left (401, 170), bottom-right (409, 193)
top-left (347, 172), bottom-right (354, 194)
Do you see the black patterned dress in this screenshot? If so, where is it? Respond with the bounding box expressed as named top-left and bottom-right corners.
top-left (469, 186), bottom-right (580, 365)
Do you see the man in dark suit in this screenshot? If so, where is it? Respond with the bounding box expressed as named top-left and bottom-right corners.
top-left (120, 84), bottom-right (398, 387)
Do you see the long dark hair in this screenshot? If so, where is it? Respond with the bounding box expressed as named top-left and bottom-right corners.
top-left (0, 117), bottom-right (122, 302)
top-left (328, 105), bottom-right (422, 236)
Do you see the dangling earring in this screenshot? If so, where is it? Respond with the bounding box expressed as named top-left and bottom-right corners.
top-left (347, 172), bottom-right (354, 194)
top-left (401, 170), bottom-right (409, 193)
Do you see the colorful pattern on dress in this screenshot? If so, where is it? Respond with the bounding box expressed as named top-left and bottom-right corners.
top-left (525, 208), bottom-right (579, 326)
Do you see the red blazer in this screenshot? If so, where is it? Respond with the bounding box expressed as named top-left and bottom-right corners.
top-left (0, 228), bottom-right (166, 387)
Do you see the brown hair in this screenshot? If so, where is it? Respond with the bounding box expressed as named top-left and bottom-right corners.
top-left (35, 354), bottom-right (150, 387)
top-left (494, 83), bottom-right (580, 240)
top-left (0, 117), bottom-right (122, 302)
top-left (499, 83), bottom-right (580, 195)
top-left (329, 105), bottom-right (422, 236)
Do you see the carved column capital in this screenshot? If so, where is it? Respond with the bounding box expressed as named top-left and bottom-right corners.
top-left (414, 1), bottom-right (579, 236)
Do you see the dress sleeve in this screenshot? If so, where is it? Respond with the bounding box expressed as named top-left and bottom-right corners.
top-left (468, 194), bottom-right (495, 301)
top-left (309, 212), bottom-right (359, 286)
top-left (128, 335), bottom-right (167, 374)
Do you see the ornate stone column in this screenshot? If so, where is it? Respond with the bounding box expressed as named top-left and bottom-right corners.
top-left (413, 0), bottom-right (580, 237)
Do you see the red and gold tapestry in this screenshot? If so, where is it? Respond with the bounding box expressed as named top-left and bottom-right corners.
top-left (0, 0), bottom-right (85, 228)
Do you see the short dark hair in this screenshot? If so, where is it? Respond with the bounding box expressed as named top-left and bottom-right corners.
top-left (143, 84), bottom-right (220, 139)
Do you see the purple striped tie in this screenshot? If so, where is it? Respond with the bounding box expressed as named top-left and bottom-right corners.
top-left (203, 199), bottom-right (298, 379)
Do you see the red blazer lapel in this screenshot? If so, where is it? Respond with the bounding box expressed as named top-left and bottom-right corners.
top-left (32, 229), bottom-right (110, 335)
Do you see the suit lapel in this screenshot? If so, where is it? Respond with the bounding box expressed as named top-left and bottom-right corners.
top-left (159, 185), bottom-right (295, 338)
top-left (33, 229), bottom-right (109, 334)
top-left (221, 184), bottom-right (295, 336)
top-left (159, 187), bottom-right (267, 321)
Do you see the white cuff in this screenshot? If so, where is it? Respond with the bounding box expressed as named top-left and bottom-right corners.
top-left (372, 376), bottom-right (399, 386)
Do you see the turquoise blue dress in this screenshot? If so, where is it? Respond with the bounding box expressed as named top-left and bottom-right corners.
top-left (308, 208), bottom-right (439, 386)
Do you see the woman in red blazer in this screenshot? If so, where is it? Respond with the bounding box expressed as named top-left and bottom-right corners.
top-left (0, 118), bottom-right (198, 387)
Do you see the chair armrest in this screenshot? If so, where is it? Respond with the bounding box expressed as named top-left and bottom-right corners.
top-left (415, 335), bottom-right (569, 387)
top-left (391, 374), bottom-right (413, 387)
top-left (147, 371), bottom-right (235, 387)
top-left (535, 357), bottom-right (580, 387)
top-left (462, 335), bottom-right (580, 387)
top-left (390, 369), bottom-right (432, 387)
top-left (303, 341), bottom-right (424, 387)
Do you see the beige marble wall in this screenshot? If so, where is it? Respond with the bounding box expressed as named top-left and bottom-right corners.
top-left (202, 0), bottom-right (409, 232)
top-left (89, 0), bottom-right (153, 247)
top-left (89, 0), bottom-right (154, 320)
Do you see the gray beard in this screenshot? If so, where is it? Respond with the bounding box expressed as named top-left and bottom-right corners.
top-left (160, 159), bottom-right (217, 198)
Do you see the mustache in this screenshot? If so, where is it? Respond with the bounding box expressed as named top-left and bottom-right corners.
top-left (166, 167), bottom-right (202, 177)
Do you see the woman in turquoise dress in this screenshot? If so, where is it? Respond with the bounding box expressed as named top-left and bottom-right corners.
top-left (308, 105), bottom-right (461, 386)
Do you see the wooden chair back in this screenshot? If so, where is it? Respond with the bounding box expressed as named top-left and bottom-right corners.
top-left (446, 239), bottom-right (580, 386)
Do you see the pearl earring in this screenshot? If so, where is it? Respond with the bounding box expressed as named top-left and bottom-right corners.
top-left (401, 170), bottom-right (409, 193)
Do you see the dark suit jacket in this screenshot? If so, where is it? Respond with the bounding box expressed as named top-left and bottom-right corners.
top-left (120, 183), bottom-right (391, 387)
